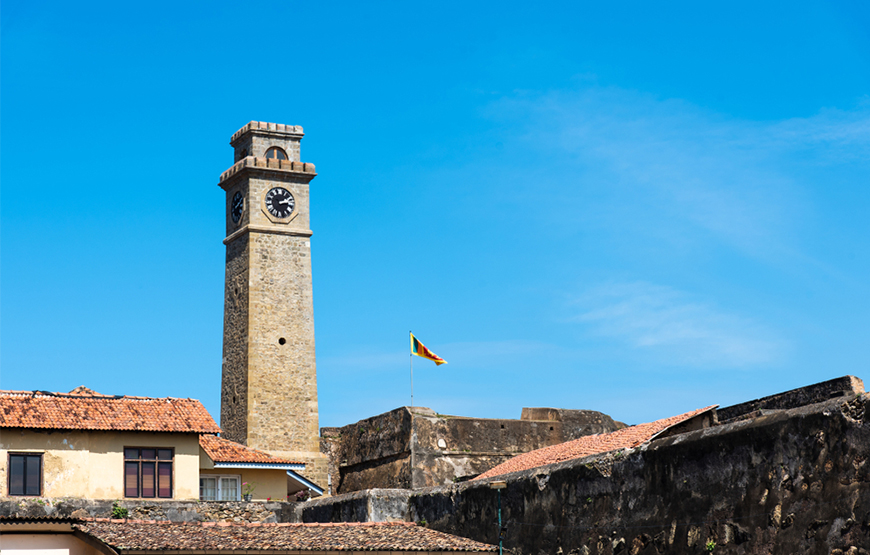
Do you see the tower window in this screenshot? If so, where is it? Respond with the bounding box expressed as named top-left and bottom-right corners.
top-left (265, 147), bottom-right (288, 160)
top-left (278, 337), bottom-right (287, 345)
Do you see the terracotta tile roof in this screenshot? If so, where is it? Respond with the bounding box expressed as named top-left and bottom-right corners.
top-left (0, 388), bottom-right (220, 434)
top-left (476, 405), bottom-right (717, 480)
top-left (200, 434), bottom-right (302, 465)
top-left (74, 519), bottom-right (496, 552)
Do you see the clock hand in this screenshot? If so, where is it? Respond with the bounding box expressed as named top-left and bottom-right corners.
top-left (279, 198), bottom-right (292, 205)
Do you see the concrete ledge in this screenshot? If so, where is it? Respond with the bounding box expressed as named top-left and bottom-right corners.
top-left (299, 489), bottom-right (412, 524)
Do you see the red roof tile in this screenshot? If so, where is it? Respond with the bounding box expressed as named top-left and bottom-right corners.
top-left (476, 405), bottom-right (717, 480)
top-left (0, 388), bottom-right (220, 434)
top-left (74, 519), bottom-right (496, 552)
top-left (200, 434), bottom-right (301, 465)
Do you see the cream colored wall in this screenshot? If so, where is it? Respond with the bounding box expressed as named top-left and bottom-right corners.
top-left (199, 468), bottom-right (287, 501)
top-left (0, 429), bottom-right (200, 499)
top-left (0, 533), bottom-right (103, 555)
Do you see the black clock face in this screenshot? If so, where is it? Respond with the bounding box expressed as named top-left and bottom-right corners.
top-left (231, 191), bottom-right (244, 223)
top-left (265, 187), bottom-right (295, 218)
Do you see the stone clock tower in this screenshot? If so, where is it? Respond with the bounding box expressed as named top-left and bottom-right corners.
top-left (218, 121), bottom-right (327, 485)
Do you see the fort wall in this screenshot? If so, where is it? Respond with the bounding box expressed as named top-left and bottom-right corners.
top-left (320, 406), bottom-right (625, 494)
top-left (304, 392), bottom-right (870, 555)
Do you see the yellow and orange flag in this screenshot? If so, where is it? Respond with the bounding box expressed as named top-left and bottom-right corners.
top-left (410, 333), bottom-right (447, 366)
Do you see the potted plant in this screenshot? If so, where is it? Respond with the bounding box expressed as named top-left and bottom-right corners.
top-left (242, 482), bottom-right (257, 502)
top-left (294, 489), bottom-right (311, 502)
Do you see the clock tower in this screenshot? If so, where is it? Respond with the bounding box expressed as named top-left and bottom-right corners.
top-left (218, 121), bottom-right (327, 485)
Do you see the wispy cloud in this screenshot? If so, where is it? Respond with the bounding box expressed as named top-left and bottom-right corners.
top-left (573, 281), bottom-right (785, 368)
top-left (483, 87), bottom-right (870, 263)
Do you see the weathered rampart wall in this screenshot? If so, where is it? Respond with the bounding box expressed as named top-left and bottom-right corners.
top-left (303, 394), bottom-right (870, 555)
top-left (718, 375), bottom-right (865, 422)
top-left (321, 406), bottom-right (624, 494)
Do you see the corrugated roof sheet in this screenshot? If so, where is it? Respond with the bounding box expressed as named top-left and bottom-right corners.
top-left (476, 405), bottom-right (717, 480)
top-left (199, 434), bottom-right (301, 465)
top-left (0, 388), bottom-right (220, 434)
top-left (74, 519), bottom-right (497, 552)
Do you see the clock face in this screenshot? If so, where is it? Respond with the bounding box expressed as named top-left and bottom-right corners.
top-left (231, 191), bottom-right (244, 224)
top-left (265, 187), bottom-right (295, 219)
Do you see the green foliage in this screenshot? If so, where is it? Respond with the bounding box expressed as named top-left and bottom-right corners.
top-left (417, 518), bottom-right (428, 527)
top-left (705, 539), bottom-right (716, 552)
top-left (111, 501), bottom-right (128, 519)
top-left (242, 481), bottom-right (258, 496)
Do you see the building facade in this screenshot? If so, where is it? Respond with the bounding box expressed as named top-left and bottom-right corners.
top-left (0, 388), bottom-right (218, 500)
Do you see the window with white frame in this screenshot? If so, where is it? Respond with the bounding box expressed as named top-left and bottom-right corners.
top-left (199, 475), bottom-right (240, 501)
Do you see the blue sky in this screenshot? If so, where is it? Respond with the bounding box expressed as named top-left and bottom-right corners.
top-left (2, 1), bottom-right (869, 428)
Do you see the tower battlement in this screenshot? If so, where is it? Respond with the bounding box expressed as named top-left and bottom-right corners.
top-left (231, 121), bottom-right (304, 142)
top-left (231, 121), bottom-right (305, 163)
top-left (219, 157), bottom-right (317, 184)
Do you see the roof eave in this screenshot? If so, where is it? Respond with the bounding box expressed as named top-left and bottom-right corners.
top-left (213, 462), bottom-right (305, 471)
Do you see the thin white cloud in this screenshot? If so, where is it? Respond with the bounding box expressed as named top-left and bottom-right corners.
top-left (484, 87), bottom-right (870, 263)
top-left (574, 282), bottom-right (784, 368)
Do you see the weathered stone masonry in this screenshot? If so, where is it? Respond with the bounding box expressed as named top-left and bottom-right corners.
top-left (304, 383), bottom-right (870, 555)
top-left (219, 121), bottom-right (328, 486)
top-left (321, 406), bottom-right (625, 495)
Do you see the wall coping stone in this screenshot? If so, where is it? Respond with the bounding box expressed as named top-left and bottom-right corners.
top-left (718, 374), bottom-right (864, 422)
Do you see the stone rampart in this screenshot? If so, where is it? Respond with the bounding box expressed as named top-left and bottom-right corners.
top-left (321, 406), bottom-right (624, 494)
top-left (304, 393), bottom-right (870, 555)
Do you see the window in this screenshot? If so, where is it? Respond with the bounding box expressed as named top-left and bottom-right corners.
top-left (199, 475), bottom-right (240, 501)
top-left (265, 146), bottom-right (288, 160)
top-left (8, 453), bottom-right (42, 496)
top-left (124, 448), bottom-right (173, 498)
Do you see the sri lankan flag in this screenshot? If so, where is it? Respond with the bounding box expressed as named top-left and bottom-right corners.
top-left (410, 333), bottom-right (447, 365)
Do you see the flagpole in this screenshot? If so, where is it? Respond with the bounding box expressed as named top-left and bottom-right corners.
top-left (410, 332), bottom-right (414, 408)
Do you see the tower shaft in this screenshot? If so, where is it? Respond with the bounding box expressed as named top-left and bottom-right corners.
top-left (218, 121), bottom-right (327, 485)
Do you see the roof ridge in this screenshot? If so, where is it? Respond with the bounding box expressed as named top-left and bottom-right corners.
top-left (0, 390), bottom-right (221, 433)
top-left (0, 389), bottom-right (197, 402)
